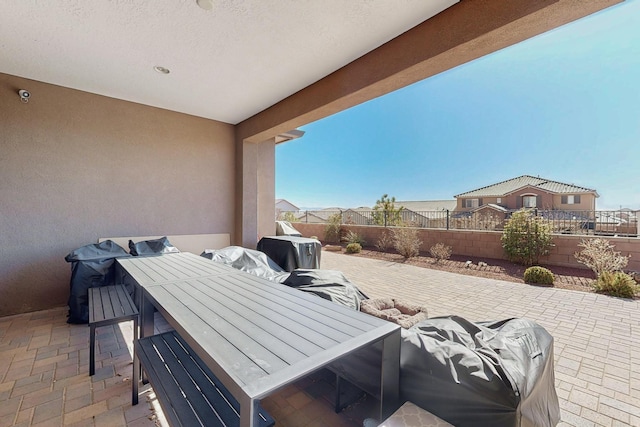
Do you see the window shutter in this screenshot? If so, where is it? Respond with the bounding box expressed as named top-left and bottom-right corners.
top-left (478, 198), bottom-right (483, 206)
top-left (516, 197), bottom-right (522, 209)
top-left (561, 195), bottom-right (567, 204)
top-left (575, 195), bottom-right (581, 204)
top-left (537, 195), bottom-right (542, 208)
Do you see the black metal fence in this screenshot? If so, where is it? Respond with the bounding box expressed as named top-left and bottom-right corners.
top-left (287, 209), bottom-right (639, 237)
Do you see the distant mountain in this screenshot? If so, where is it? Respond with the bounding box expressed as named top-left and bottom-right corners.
top-left (298, 207), bottom-right (327, 211)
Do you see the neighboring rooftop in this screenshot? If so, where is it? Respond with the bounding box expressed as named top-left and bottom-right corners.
top-left (455, 175), bottom-right (599, 198)
top-left (396, 200), bottom-right (458, 212)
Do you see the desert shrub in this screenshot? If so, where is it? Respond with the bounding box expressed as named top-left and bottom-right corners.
top-left (501, 209), bottom-right (553, 266)
top-left (574, 238), bottom-right (629, 277)
top-left (429, 243), bottom-right (452, 262)
top-left (324, 213), bottom-right (342, 243)
top-left (392, 225), bottom-right (422, 259)
top-left (345, 243), bottom-right (362, 254)
top-left (523, 266), bottom-right (554, 285)
top-left (593, 271), bottom-right (639, 298)
top-left (342, 230), bottom-right (366, 246)
top-left (375, 230), bottom-right (393, 252)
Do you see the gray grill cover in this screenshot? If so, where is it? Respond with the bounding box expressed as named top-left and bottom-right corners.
top-left (257, 236), bottom-right (321, 271)
top-left (400, 316), bottom-right (560, 427)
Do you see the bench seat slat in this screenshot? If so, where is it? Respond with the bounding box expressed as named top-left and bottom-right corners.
top-left (136, 331), bottom-right (274, 427)
top-left (88, 284), bottom-right (139, 376)
top-left (138, 336), bottom-right (207, 427)
top-left (163, 333), bottom-right (240, 424)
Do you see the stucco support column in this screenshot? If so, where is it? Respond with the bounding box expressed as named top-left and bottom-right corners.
top-left (235, 138), bottom-right (276, 249)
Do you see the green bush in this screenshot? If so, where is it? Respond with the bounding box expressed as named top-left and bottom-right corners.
top-left (345, 243), bottom-right (362, 254)
top-left (501, 209), bottom-right (553, 266)
top-left (324, 213), bottom-right (342, 243)
top-left (523, 266), bottom-right (554, 285)
top-left (342, 230), bottom-right (366, 246)
top-left (593, 271), bottom-right (639, 298)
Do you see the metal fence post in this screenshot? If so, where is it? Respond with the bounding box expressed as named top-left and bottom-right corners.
top-left (446, 210), bottom-right (450, 230)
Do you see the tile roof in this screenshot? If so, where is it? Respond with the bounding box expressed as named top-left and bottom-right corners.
top-left (454, 175), bottom-right (598, 198)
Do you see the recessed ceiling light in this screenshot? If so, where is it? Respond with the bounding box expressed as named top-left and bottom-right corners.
top-left (153, 66), bottom-right (170, 74)
top-left (196, 0), bottom-right (214, 11)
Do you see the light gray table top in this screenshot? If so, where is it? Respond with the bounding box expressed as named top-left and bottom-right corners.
top-left (119, 252), bottom-right (400, 425)
top-left (117, 252), bottom-right (241, 286)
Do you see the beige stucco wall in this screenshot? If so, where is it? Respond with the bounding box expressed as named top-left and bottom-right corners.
top-left (0, 73), bottom-right (235, 316)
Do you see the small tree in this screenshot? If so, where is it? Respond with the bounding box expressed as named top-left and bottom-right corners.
top-left (501, 209), bottom-right (553, 266)
top-left (278, 211), bottom-right (297, 222)
top-left (372, 194), bottom-right (403, 226)
top-left (324, 213), bottom-right (342, 243)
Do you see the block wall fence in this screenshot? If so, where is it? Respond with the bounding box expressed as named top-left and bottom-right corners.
top-left (293, 223), bottom-right (640, 272)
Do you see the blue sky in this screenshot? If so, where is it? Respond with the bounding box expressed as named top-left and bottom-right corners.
top-left (276, 0), bottom-right (640, 210)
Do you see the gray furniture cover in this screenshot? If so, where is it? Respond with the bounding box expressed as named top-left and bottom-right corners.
top-left (201, 246), bottom-right (290, 282)
top-left (400, 316), bottom-right (560, 427)
top-left (64, 240), bottom-right (131, 324)
top-left (283, 269), bottom-right (368, 311)
top-left (201, 247), bottom-right (367, 310)
top-left (275, 221), bottom-right (302, 237)
top-left (257, 235), bottom-right (321, 271)
top-left (128, 236), bottom-right (180, 256)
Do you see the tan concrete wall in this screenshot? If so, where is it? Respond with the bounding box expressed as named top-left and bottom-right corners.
top-left (0, 73), bottom-right (236, 316)
top-left (294, 223), bottom-right (640, 272)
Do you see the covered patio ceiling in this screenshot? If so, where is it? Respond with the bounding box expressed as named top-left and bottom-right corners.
top-left (0, 0), bottom-right (623, 137)
top-left (0, 0), bottom-right (458, 124)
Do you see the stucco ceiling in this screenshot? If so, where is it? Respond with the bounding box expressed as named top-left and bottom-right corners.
top-left (0, 0), bottom-right (458, 124)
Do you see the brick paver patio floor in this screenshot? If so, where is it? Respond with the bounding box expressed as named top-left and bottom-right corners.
top-left (1, 250), bottom-right (638, 426)
top-left (322, 251), bottom-right (640, 427)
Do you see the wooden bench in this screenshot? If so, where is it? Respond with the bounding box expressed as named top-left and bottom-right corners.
top-left (88, 284), bottom-right (139, 376)
top-left (133, 331), bottom-right (275, 427)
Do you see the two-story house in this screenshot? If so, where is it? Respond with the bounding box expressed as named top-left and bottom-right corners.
top-left (454, 175), bottom-right (598, 217)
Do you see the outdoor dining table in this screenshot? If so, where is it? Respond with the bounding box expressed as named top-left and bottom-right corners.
top-left (117, 252), bottom-right (401, 427)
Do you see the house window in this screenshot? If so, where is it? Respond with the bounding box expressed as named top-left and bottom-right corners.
top-left (463, 199), bottom-right (479, 208)
top-left (523, 196), bottom-right (537, 208)
top-left (496, 198), bottom-right (502, 204)
top-left (561, 195), bottom-right (581, 204)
